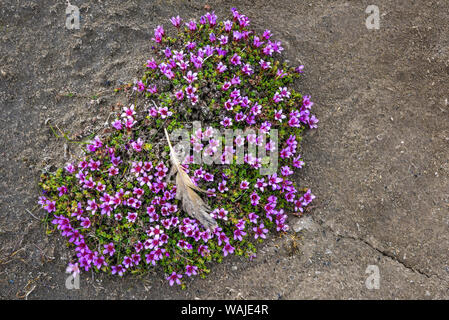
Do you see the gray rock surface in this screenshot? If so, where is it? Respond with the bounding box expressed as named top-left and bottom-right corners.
top-left (0, 0), bottom-right (448, 299)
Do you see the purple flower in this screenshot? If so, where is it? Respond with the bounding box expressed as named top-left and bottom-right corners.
top-left (217, 62), bottom-right (227, 73)
top-left (103, 242), bottom-right (115, 257)
top-left (250, 191), bottom-right (260, 206)
top-left (45, 200), bottom-right (56, 213)
top-left (223, 243), bottom-right (235, 257)
top-left (302, 189), bottom-right (315, 206)
top-left (163, 47), bottom-right (172, 58)
top-left (127, 212), bottom-right (137, 223)
top-left (253, 223), bottom-right (268, 239)
top-left (111, 265), bottom-right (125, 276)
top-left (205, 11), bottom-right (217, 26)
top-left (131, 253), bottom-right (141, 266)
top-left (122, 256), bottom-right (133, 269)
top-left (158, 106), bottom-right (173, 119)
top-left (198, 245), bottom-right (209, 257)
top-left (220, 117), bottom-right (232, 128)
top-left (233, 229), bottom-right (246, 241)
top-left (57, 185), bottom-right (67, 197)
top-left (254, 178), bottom-right (267, 192)
top-left (93, 255), bottom-right (107, 269)
top-left (308, 114), bottom-right (319, 129)
top-left (302, 95), bottom-right (314, 109)
top-left (231, 75), bottom-right (241, 85)
top-left (65, 163), bottom-right (75, 174)
top-left (166, 271), bottom-right (182, 286)
top-left (108, 166), bottom-right (119, 176)
top-left (274, 109), bottom-right (286, 122)
top-left (239, 180), bottom-right (249, 190)
top-left (175, 89), bottom-right (184, 100)
top-left (219, 35), bottom-right (228, 45)
top-left (218, 180), bottom-right (229, 193)
top-left (186, 20), bottom-right (197, 31)
top-left (111, 119), bottom-right (122, 130)
top-left (281, 165), bottom-right (294, 176)
top-left (183, 70), bottom-right (198, 83)
top-left (170, 15), bottom-right (182, 28)
top-left (292, 155), bottom-right (305, 168)
top-left (185, 265), bottom-right (198, 277)
top-left (248, 212), bottom-right (259, 224)
top-left (263, 29), bottom-right (271, 40)
top-left (242, 63), bottom-right (253, 76)
top-left (146, 58), bottom-right (157, 69)
top-left (295, 65), bottom-right (304, 73)
top-left (80, 217), bottom-right (91, 229)
top-left (66, 262), bottom-right (80, 278)
top-left (230, 53), bottom-right (241, 65)
top-left (223, 20), bottom-right (233, 32)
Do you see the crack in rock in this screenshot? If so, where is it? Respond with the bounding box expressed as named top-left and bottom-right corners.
top-left (308, 216), bottom-right (448, 283)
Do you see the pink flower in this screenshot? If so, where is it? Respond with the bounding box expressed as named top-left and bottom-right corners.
top-left (302, 189), bottom-right (315, 206)
top-left (220, 117), bottom-right (232, 128)
top-left (296, 65), bottom-right (304, 73)
top-left (240, 180), bottom-right (249, 189)
top-left (230, 53), bottom-right (241, 65)
top-left (231, 75), bottom-right (241, 85)
top-left (66, 262), bottom-right (80, 278)
top-left (175, 89), bottom-right (184, 100)
top-left (250, 191), bottom-right (260, 206)
top-left (170, 15), bottom-right (182, 28)
top-left (209, 32), bottom-right (216, 42)
top-left (127, 212), bottom-right (137, 223)
top-left (185, 265), bottom-right (198, 277)
top-left (273, 92), bottom-right (283, 103)
top-left (263, 29), bottom-right (271, 39)
top-left (253, 223), bottom-right (268, 239)
top-left (111, 265), bottom-right (125, 276)
top-left (65, 163), bottom-right (75, 174)
top-left (80, 217), bottom-right (91, 228)
top-left (183, 70), bottom-right (198, 83)
top-left (223, 243), bottom-right (235, 257)
top-left (146, 58), bottom-right (157, 69)
top-left (121, 105), bottom-right (136, 118)
top-left (222, 82), bottom-right (231, 91)
top-left (308, 115), bottom-right (319, 129)
top-left (108, 166), bottom-right (119, 176)
top-left (248, 212), bottom-right (259, 224)
top-left (279, 87), bottom-right (291, 98)
top-left (57, 185), bottom-right (68, 197)
top-left (281, 165), bottom-right (294, 176)
top-left (45, 200), bottom-right (56, 213)
top-left (134, 80), bottom-right (145, 92)
top-left (219, 35), bottom-right (228, 45)
top-left (223, 20), bottom-right (233, 32)
top-left (254, 178), bottom-right (267, 192)
top-left (158, 106), bottom-right (173, 119)
top-left (111, 119), bottom-right (122, 130)
top-left (186, 20), bottom-right (197, 31)
top-left (103, 242), bottom-right (115, 257)
top-left (166, 271), bottom-right (182, 286)
top-left (218, 180), bottom-right (229, 193)
top-left (93, 255), bottom-right (107, 269)
top-left (274, 109), bottom-right (286, 122)
top-left (131, 138), bottom-right (144, 152)
top-left (147, 84), bottom-right (158, 94)
top-left (293, 156), bottom-right (305, 168)
top-left (233, 229), bottom-right (246, 241)
top-left (242, 63), bottom-right (253, 76)
top-left (217, 62), bottom-right (227, 73)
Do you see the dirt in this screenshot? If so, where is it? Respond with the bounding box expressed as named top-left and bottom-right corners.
top-left (1, 0), bottom-right (448, 299)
